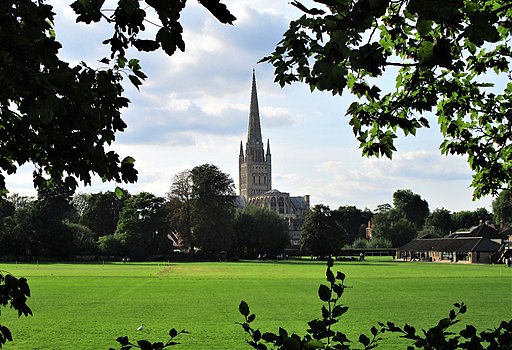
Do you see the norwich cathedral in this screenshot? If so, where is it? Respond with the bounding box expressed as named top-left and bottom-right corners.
top-left (237, 71), bottom-right (310, 248)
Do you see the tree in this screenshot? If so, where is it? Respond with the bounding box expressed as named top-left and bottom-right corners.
top-left (233, 206), bottom-right (289, 258)
top-left (422, 208), bottom-right (453, 237)
top-left (371, 205), bottom-right (416, 247)
top-left (18, 183), bottom-right (78, 258)
top-left (452, 208), bottom-right (492, 231)
top-left (336, 205), bottom-right (372, 244)
top-left (0, 0), bottom-right (235, 195)
top-left (0, 200), bottom-right (37, 257)
top-left (263, 0), bottom-right (512, 199)
top-left (78, 191), bottom-right (126, 240)
top-left (190, 164), bottom-right (236, 256)
top-left (492, 190), bottom-right (512, 228)
top-left (111, 192), bottom-right (170, 260)
top-left (392, 189), bottom-right (430, 229)
top-left (0, 197), bottom-right (15, 232)
top-left (65, 222), bottom-right (98, 255)
top-left (301, 204), bottom-right (347, 256)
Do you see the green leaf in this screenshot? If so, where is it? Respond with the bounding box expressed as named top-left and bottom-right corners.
top-left (132, 39), bottom-right (160, 52)
top-left (416, 18), bottom-right (432, 37)
top-left (326, 268), bottom-right (335, 283)
top-left (239, 300), bottom-right (250, 317)
top-left (418, 41), bottom-right (435, 66)
top-left (318, 284), bottom-right (331, 302)
top-left (282, 336), bottom-right (301, 350)
top-left (128, 75), bottom-right (142, 90)
top-left (117, 55), bottom-right (127, 68)
top-left (197, 0), bottom-right (237, 25)
top-left (262, 332), bottom-right (278, 342)
top-left (332, 305), bottom-right (349, 318)
top-left (116, 336), bottom-right (130, 345)
top-left (136, 339), bottom-right (152, 350)
top-left (460, 303), bottom-right (467, 314)
top-left (359, 333), bottom-right (370, 346)
top-left (436, 317), bottom-right (452, 329)
top-left (336, 272), bottom-right (345, 281)
top-left (114, 187), bottom-right (128, 200)
top-left (305, 338), bottom-right (325, 348)
top-left (122, 156), bottom-right (136, 165)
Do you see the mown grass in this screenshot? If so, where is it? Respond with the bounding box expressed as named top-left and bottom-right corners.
top-left (1, 258), bottom-right (510, 349)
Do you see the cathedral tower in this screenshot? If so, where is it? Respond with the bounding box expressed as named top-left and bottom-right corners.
top-left (239, 70), bottom-right (272, 199)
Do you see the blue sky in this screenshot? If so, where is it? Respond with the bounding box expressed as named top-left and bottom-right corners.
top-left (5, 0), bottom-right (497, 213)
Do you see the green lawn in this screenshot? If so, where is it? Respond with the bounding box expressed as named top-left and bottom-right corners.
top-left (1, 258), bottom-right (511, 349)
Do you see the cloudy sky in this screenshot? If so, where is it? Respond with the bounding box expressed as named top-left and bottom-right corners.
top-left (6, 0), bottom-right (498, 213)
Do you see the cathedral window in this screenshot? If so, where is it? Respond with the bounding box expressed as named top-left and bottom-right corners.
top-left (278, 197), bottom-right (285, 214)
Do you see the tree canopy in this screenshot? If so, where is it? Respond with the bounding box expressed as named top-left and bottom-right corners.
top-left (393, 189), bottom-right (429, 229)
top-left (492, 189), bottom-right (512, 227)
top-left (0, 0), bottom-right (235, 195)
top-left (301, 204), bottom-right (347, 256)
top-left (263, 0), bottom-right (512, 199)
top-left (190, 164), bottom-right (236, 256)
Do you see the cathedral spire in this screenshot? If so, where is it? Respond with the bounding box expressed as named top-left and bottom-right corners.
top-left (247, 69), bottom-right (262, 145)
top-left (239, 70), bottom-right (271, 198)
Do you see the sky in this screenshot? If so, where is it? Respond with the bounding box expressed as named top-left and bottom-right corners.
top-left (5, 1), bottom-right (498, 213)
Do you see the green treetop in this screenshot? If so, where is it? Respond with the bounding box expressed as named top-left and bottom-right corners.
top-left (263, 0), bottom-right (512, 199)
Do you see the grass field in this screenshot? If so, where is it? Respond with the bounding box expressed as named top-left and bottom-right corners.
top-left (0, 258), bottom-right (511, 349)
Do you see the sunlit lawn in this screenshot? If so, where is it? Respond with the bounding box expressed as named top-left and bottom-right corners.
top-left (1, 258), bottom-right (511, 349)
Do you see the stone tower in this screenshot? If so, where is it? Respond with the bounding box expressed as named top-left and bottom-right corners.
top-left (239, 70), bottom-right (272, 199)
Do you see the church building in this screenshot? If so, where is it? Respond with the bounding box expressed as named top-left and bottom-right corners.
top-left (238, 71), bottom-right (310, 248)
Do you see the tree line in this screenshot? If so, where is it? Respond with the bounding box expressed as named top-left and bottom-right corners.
top-left (299, 189), bottom-right (501, 257)
top-left (0, 164), bottom-right (288, 261)
top-left (1, 166), bottom-right (505, 261)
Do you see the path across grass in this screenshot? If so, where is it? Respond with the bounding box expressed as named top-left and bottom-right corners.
top-left (1, 258), bottom-right (510, 349)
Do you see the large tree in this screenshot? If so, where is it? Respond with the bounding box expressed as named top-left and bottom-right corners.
top-left (78, 191), bottom-right (126, 240)
top-left (301, 204), bottom-right (347, 256)
top-left (18, 183), bottom-right (77, 258)
top-left (422, 208), bottom-right (453, 237)
top-left (110, 192), bottom-right (170, 260)
top-left (0, 0), bottom-right (235, 195)
top-left (371, 204), bottom-right (416, 247)
top-left (263, 0), bottom-right (512, 199)
top-left (233, 206), bottom-right (289, 258)
top-left (190, 164), bottom-right (236, 256)
top-left (392, 189), bottom-right (430, 229)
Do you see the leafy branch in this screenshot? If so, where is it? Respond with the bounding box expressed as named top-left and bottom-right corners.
top-left (108, 328), bottom-right (189, 350)
top-left (0, 272), bottom-right (32, 348)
